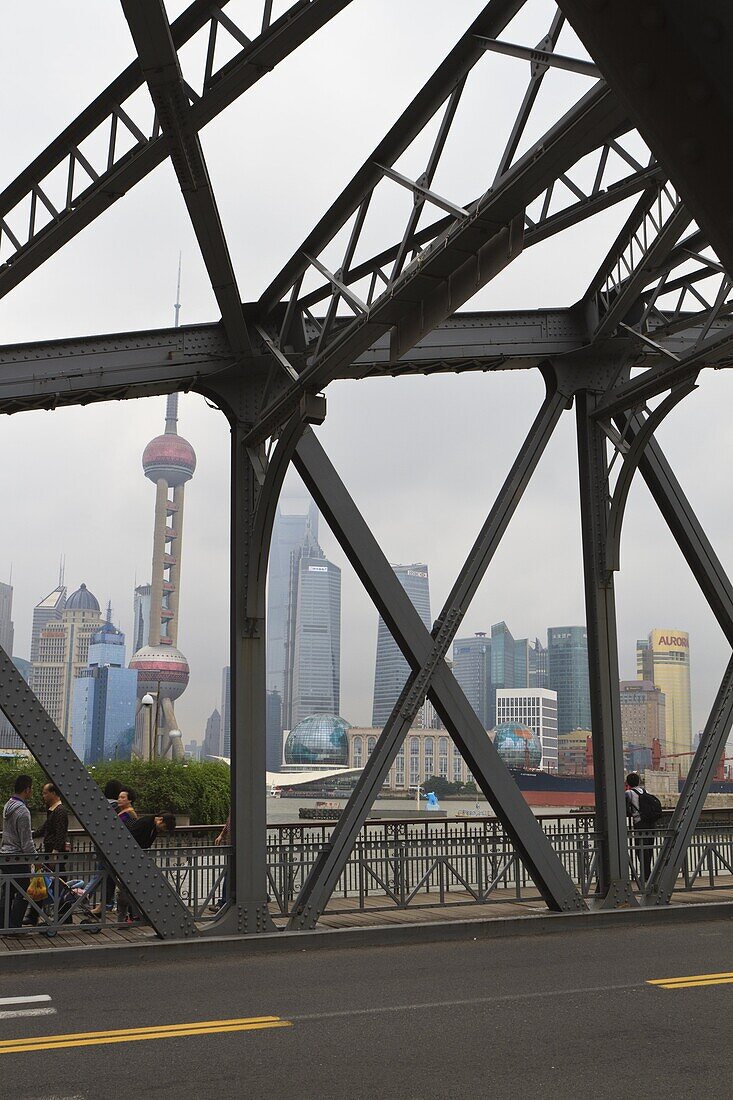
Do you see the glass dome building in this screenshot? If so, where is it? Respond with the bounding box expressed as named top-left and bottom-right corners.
top-left (284, 714), bottom-right (351, 767)
top-left (492, 722), bottom-right (542, 769)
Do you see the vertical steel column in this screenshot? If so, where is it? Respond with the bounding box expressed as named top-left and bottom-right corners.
top-left (201, 373), bottom-right (314, 936)
top-left (576, 390), bottom-right (632, 906)
top-left (213, 420), bottom-right (275, 934)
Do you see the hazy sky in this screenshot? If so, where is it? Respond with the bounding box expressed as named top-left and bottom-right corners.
top-left (1, 1), bottom-right (732, 746)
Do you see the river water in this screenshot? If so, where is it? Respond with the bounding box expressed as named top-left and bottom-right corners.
top-left (266, 795), bottom-right (578, 824)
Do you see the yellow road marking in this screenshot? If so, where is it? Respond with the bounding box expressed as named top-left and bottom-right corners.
top-left (649, 970), bottom-right (733, 990)
top-left (0, 1016), bottom-right (292, 1055)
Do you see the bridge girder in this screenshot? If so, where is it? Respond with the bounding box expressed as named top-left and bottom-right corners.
top-left (1, 1), bottom-right (733, 934)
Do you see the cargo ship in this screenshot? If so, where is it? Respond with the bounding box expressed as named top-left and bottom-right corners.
top-left (506, 768), bottom-right (733, 809)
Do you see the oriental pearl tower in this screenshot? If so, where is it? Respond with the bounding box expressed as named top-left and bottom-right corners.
top-left (129, 390), bottom-right (196, 760)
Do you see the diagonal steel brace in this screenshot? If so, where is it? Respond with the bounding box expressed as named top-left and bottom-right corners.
top-left (0, 648), bottom-right (197, 938)
top-left (289, 411), bottom-right (584, 928)
top-left (618, 415), bottom-right (733, 903)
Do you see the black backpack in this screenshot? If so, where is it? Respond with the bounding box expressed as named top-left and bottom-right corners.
top-left (637, 788), bottom-right (663, 825)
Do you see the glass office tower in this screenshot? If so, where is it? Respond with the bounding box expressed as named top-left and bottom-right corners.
top-left (372, 565), bottom-right (431, 728)
top-left (283, 522), bottom-right (341, 728)
top-left (547, 626), bottom-right (591, 735)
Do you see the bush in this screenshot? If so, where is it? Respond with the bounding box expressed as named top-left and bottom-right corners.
top-left (0, 758), bottom-right (230, 825)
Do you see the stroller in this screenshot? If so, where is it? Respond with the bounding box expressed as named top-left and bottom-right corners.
top-left (28, 869), bottom-right (102, 934)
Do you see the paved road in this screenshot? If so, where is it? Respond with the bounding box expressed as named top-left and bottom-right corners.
top-left (1, 917), bottom-right (731, 1099)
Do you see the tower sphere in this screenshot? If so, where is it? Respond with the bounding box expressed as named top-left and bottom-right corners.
top-left (129, 645), bottom-right (190, 701)
top-left (142, 434), bottom-right (196, 487)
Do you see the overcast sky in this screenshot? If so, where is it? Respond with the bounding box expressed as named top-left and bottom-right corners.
top-left (1, 1), bottom-right (732, 747)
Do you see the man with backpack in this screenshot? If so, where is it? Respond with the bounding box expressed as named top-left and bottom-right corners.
top-left (625, 771), bottom-right (663, 886)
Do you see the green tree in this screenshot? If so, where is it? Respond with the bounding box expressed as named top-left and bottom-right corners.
top-left (0, 758), bottom-right (230, 825)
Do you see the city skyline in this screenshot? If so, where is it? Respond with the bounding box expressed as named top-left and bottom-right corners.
top-left (1, 547), bottom-right (721, 757)
top-left (1, 1), bottom-right (732, 755)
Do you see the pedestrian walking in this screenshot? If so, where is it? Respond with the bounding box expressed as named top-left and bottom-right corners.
top-left (33, 783), bottom-right (69, 856)
top-left (0, 775), bottom-right (38, 928)
top-left (27, 783), bottom-right (69, 926)
top-left (625, 771), bottom-right (663, 886)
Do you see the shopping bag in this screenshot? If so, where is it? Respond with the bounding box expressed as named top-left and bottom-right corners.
top-left (27, 873), bottom-right (48, 902)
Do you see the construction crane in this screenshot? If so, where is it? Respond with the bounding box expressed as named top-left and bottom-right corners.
top-left (654, 743), bottom-right (733, 782)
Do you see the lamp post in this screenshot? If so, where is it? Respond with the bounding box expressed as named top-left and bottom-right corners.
top-left (140, 692), bottom-right (158, 761)
top-left (143, 690), bottom-right (155, 761)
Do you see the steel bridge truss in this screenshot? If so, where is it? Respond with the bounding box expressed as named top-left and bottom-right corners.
top-left (1, 0), bottom-right (733, 935)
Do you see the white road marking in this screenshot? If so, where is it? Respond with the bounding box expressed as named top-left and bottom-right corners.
top-left (0, 995), bottom-right (52, 1007)
top-left (0, 1007), bottom-right (56, 1022)
top-left (290, 982), bottom-right (645, 1021)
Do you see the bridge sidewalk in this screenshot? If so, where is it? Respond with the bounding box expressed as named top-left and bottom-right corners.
top-left (1, 881), bottom-right (731, 955)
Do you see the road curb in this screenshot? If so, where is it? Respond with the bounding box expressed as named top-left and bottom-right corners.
top-left (2, 897), bottom-right (732, 974)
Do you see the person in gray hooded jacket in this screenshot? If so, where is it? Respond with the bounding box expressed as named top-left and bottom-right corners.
top-left (1, 774), bottom-right (37, 928)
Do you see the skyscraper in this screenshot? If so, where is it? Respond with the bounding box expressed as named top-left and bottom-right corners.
top-left (71, 615), bottom-right (137, 763)
top-left (372, 564), bottom-right (430, 728)
top-left (0, 585), bottom-right (21, 756)
top-left (527, 638), bottom-right (548, 689)
top-left (130, 393), bottom-right (196, 760)
top-left (547, 626), bottom-right (591, 735)
top-left (620, 679), bottom-right (666, 759)
top-left (490, 621), bottom-right (516, 718)
top-left (30, 583), bottom-right (66, 663)
top-left (284, 520), bottom-right (341, 728)
top-left (452, 633), bottom-right (492, 729)
top-left (220, 665), bottom-right (231, 758)
top-left (0, 657), bottom-right (31, 751)
top-left (0, 581), bottom-right (20, 750)
top-left (636, 629), bottom-right (692, 757)
top-left (0, 581), bottom-right (13, 656)
top-left (33, 583), bottom-right (103, 742)
top-left (266, 498), bottom-right (318, 768)
top-left (203, 707), bottom-right (222, 758)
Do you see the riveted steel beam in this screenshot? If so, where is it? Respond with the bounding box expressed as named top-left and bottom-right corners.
top-left (575, 390), bottom-right (633, 906)
top-left (249, 81), bottom-right (628, 446)
top-left (557, 0), bottom-right (733, 276)
top-left (290, 427), bottom-right (584, 924)
top-left (121, 0), bottom-right (252, 356)
top-left (288, 377), bottom-right (579, 928)
top-left (0, 648), bottom-right (197, 939)
top-left (0, 0), bottom-right (353, 299)
top-left (593, 320), bottom-right (733, 418)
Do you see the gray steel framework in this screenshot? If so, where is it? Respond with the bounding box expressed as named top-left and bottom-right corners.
top-left (1, 1), bottom-right (732, 935)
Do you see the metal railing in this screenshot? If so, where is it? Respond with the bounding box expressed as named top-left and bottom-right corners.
top-left (0, 845), bottom-right (228, 935)
top-left (4, 814), bottom-right (733, 934)
top-left (264, 814), bottom-right (733, 916)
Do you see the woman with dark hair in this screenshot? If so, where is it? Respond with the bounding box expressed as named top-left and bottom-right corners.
top-left (103, 779), bottom-right (123, 806)
top-left (117, 789), bottom-right (137, 825)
